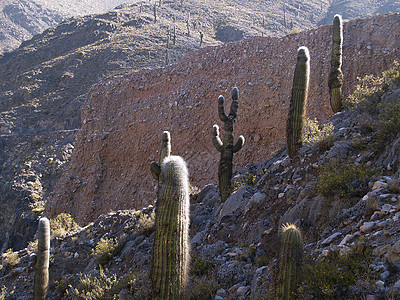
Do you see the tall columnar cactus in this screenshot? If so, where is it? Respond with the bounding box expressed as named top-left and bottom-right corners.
top-left (151, 155), bottom-right (190, 299)
top-left (34, 217), bottom-right (50, 300)
top-left (276, 223), bottom-right (303, 300)
top-left (286, 46), bottom-right (310, 159)
top-left (150, 131), bottom-right (171, 186)
top-left (328, 14), bottom-right (343, 113)
top-left (212, 87), bottom-right (245, 201)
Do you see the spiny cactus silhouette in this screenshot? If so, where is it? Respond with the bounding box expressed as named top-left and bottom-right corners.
top-left (286, 46), bottom-right (310, 158)
top-left (34, 217), bottom-right (50, 300)
top-left (212, 87), bottom-right (245, 201)
top-left (150, 131), bottom-right (171, 186)
top-left (151, 155), bottom-right (190, 299)
top-left (276, 223), bottom-right (303, 300)
top-left (328, 14), bottom-right (343, 113)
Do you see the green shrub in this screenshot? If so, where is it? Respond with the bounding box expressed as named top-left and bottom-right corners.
top-left (0, 249), bottom-right (20, 269)
top-left (374, 101), bottom-right (400, 142)
top-left (131, 209), bottom-right (155, 237)
top-left (92, 237), bottom-right (118, 265)
top-left (299, 244), bottom-right (375, 298)
top-left (303, 118), bottom-right (334, 152)
top-left (344, 61), bottom-right (400, 109)
top-left (0, 286), bottom-right (15, 300)
top-left (190, 256), bottom-right (215, 276)
top-left (51, 213), bottom-right (80, 238)
top-left (232, 169), bottom-right (266, 192)
top-left (315, 159), bottom-right (375, 197)
top-left (66, 268), bottom-right (143, 299)
top-left (187, 276), bottom-right (221, 300)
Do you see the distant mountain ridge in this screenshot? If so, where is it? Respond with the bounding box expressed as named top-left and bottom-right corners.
top-left (2, 0), bottom-right (400, 54)
top-left (0, 0), bottom-right (134, 53)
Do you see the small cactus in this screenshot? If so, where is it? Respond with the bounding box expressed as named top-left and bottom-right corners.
top-left (276, 223), bottom-right (303, 300)
top-left (151, 156), bottom-right (190, 299)
top-left (286, 46), bottom-right (310, 158)
top-left (328, 14), bottom-right (343, 113)
top-left (34, 217), bottom-right (50, 300)
top-left (212, 87), bottom-right (245, 201)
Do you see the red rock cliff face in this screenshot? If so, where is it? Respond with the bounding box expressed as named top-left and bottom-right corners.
top-left (47, 14), bottom-right (400, 224)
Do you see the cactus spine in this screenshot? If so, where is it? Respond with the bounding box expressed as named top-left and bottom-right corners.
top-left (286, 46), bottom-right (310, 159)
top-left (151, 131), bottom-right (171, 186)
top-left (328, 14), bottom-right (343, 113)
top-left (34, 217), bottom-right (50, 300)
top-left (276, 223), bottom-right (303, 300)
top-left (212, 87), bottom-right (245, 201)
top-left (151, 156), bottom-right (190, 299)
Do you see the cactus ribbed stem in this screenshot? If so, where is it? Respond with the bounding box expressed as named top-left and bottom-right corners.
top-left (212, 87), bottom-right (245, 201)
top-left (329, 14), bottom-right (343, 113)
top-left (286, 46), bottom-right (310, 158)
top-left (34, 217), bottom-right (50, 300)
top-left (276, 223), bottom-right (303, 300)
top-left (151, 156), bottom-right (190, 299)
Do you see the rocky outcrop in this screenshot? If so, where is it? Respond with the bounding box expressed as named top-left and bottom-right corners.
top-left (47, 13), bottom-right (400, 224)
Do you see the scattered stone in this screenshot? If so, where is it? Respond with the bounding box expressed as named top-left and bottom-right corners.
top-left (321, 232), bottom-right (343, 246)
top-left (375, 280), bottom-right (385, 288)
top-left (237, 286), bottom-right (250, 297)
top-left (381, 204), bottom-right (393, 213)
top-left (388, 178), bottom-right (400, 193)
top-left (393, 278), bottom-right (400, 290)
top-left (360, 221), bottom-right (376, 233)
top-left (380, 270), bottom-right (390, 280)
top-left (339, 234), bottom-right (353, 246)
top-left (370, 211), bottom-right (385, 221)
top-left (372, 181), bottom-right (388, 191)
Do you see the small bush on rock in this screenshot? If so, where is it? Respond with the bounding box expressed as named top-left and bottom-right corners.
top-left (0, 249), bottom-right (20, 270)
top-left (92, 237), bottom-right (118, 265)
top-left (51, 213), bottom-right (80, 238)
top-left (187, 276), bottom-right (221, 300)
top-left (66, 268), bottom-right (143, 299)
top-left (299, 244), bottom-right (375, 298)
top-left (303, 117), bottom-right (334, 152)
top-left (315, 159), bottom-right (375, 197)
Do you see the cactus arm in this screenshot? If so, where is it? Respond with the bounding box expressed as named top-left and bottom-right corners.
top-left (160, 131), bottom-right (171, 164)
top-left (150, 162), bottom-right (161, 180)
top-left (217, 95), bottom-right (228, 122)
top-left (212, 125), bottom-right (223, 152)
top-left (232, 135), bottom-right (244, 153)
top-left (228, 100), bottom-right (239, 120)
top-left (228, 87), bottom-right (239, 119)
top-left (151, 131), bottom-right (171, 186)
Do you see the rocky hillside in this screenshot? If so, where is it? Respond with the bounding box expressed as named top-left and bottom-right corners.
top-left (2, 65), bottom-right (400, 297)
top-left (0, 0), bottom-right (329, 253)
top-left (0, 0), bottom-right (135, 53)
top-left (47, 13), bottom-right (400, 225)
top-left (0, 0), bottom-right (400, 259)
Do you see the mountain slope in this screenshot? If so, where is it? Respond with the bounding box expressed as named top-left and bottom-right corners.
top-left (46, 13), bottom-right (400, 224)
top-left (0, 0), bottom-right (326, 253)
top-left (0, 0), bottom-right (134, 53)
